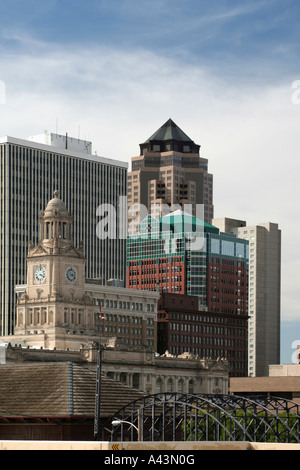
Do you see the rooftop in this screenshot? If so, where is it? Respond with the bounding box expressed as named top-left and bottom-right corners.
top-left (0, 135), bottom-right (128, 168)
top-left (139, 119), bottom-right (200, 155)
top-left (0, 362), bottom-right (146, 418)
top-left (160, 210), bottom-right (219, 234)
top-left (144, 118), bottom-right (193, 143)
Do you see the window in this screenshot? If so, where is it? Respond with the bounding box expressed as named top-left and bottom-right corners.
top-left (167, 379), bottom-right (173, 392)
top-left (221, 240), bottom-right (234, 256)
top-left (236, 242), bottom-right (245, 258)
top-left (178, 379), bottom-right (184, 393)
top-left (156, 378), bottom-right (163, 393)
top-left (211, 238), bottom-right (220, 254)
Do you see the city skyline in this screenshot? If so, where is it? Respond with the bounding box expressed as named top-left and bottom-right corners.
top-left (0, 1), bottom-right (299, 362)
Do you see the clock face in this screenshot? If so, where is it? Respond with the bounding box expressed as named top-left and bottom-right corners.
top-left (66, 267), bottom-right (77, 283)
top-left (35, 266), bottom-right (46, 283)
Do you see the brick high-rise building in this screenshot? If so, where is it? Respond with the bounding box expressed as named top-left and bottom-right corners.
top-left (157, 293), bottom-right (248, 377)
top-left (127, 119), bottom-right (213, 233)
top-left (127, 212), bottom-right (249, 376)
top-left (127, 211), bottom-right (248, 312)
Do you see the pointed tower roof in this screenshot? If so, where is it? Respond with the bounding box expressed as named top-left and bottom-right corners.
top-left (144, 119), bottom-right (193, 143)
top-left (140, 119), bottom-right (200, 154)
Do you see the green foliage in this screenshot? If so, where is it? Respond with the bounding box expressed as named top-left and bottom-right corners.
top-left (183, 408), bottom-right (300, 443)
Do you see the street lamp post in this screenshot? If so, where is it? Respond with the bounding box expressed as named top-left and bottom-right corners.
top-left (94, 305), bottom-right (105, 441)
top-left (112, 419), bottom-right (139, 432)
top-left (112, 409), bottom-right (142, 441)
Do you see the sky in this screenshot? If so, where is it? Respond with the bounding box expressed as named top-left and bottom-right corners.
top-left (0, 0), bottom-right (299, 364)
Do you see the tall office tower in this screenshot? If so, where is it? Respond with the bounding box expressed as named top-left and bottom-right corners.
top-left (212, 218), bottom-right (281, 377)
top-left (127, 119), bottom-right (213, 233)
top-left (127, 212), bottom-right (248, 307)
top-left (0, 132), bottom-right (127, 336)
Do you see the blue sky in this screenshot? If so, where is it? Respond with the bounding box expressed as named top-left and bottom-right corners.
top-left (0, 0), bottom-right (300, 364)
top-left (1, 0), bottom-right (300, 73)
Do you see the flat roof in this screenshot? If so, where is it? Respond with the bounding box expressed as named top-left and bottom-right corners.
top-left (0, 135), bottom-right (128, 169)
top-left (230, 376), bottom-right (300, 392)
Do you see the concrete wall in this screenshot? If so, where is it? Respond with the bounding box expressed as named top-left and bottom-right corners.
top-left (1, 440), bottom-right (300, 450)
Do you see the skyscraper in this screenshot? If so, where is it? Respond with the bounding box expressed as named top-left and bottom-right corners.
top-left (212, 218), bottom-right (281, 377)
top-left (0, 132), bottom-right (127, 335)
top-left (127, 119), bottom-right (213, 233)
top-left (127, 211), bottom-right (248, 312)
top-left (127, 211), bottom-right (249, 376)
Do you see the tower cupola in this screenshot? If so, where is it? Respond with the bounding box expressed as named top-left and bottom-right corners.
top-left (39, 190), bottom-right (73, 244)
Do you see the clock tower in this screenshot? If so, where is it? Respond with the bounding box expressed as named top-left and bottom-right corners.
top-left (14, 191), bottom-right (97, 350)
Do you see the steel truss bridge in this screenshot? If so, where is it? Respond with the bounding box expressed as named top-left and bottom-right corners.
top-left (102, 393), bottom-right (300, 443)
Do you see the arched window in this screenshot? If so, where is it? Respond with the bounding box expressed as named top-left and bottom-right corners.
top-left (178, 379), bottom-right (184, 393)
top-left (167, 378), bottom-right (173, 393)
top-left (156, 377), bottom-right (163, 394)
top-left (41, 308), bottom-right (47, 325)
top-left (188, 379), bottom-right (194, 394)
top-left (64, 309), bottom-right (69, 324)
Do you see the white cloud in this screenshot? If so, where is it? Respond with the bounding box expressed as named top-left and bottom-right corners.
top-left (0, 38), bottom-right (298, 324)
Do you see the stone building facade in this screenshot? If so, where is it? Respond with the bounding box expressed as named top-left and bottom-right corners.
top-left (0, 193), bottom-right (229, 394)
top-left (7, 192), bottom-right (158, 352)
top-left (1, 341), bottom-right (229, 395)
